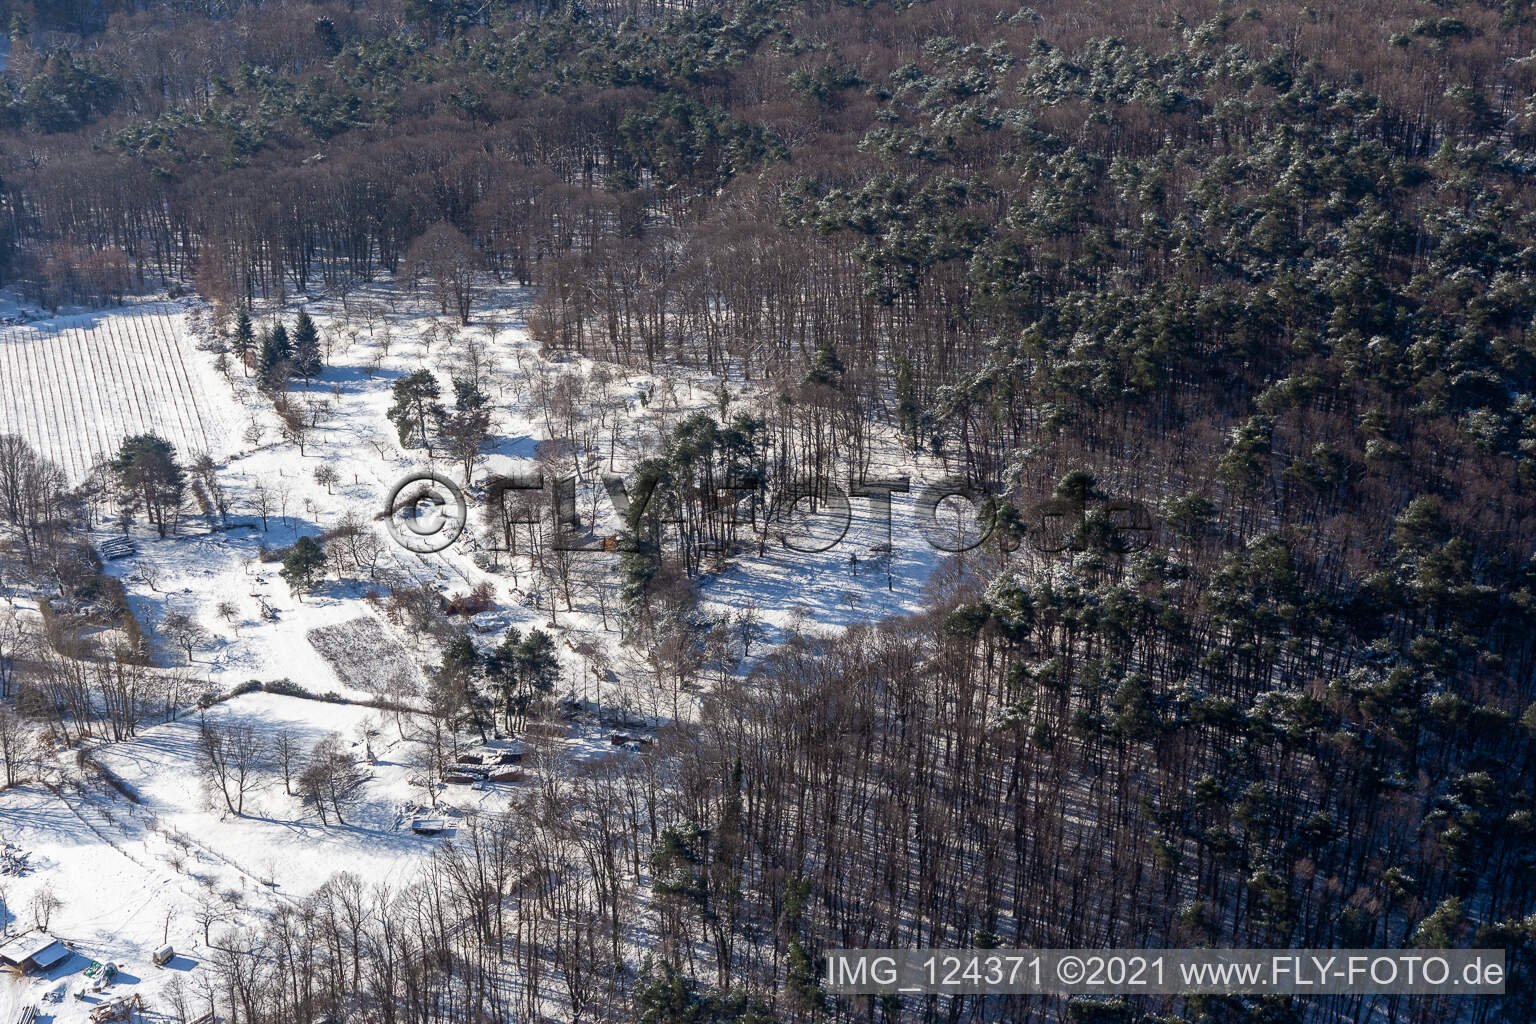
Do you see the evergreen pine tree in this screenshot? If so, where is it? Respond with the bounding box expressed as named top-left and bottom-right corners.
top-left (313, 16), bottom-right (341, 55)
top-left (518, 629), bottom-right (559, 696)
top-left (291, 309), bottom-right (322, 384)
top-left (803, 341), bottom-right (844, 389)
top-left (259, 321), bottom-right (292, 387)
top-left (439, 632), bottom-right (491, 740)
top-left (280, 535), bottom-right (326, 595)
top-left (485, 626), bottom-right (523, 731)
top-left (231, 307), bottom-right (255, 375)
top-left (441, 630), bottom-right (480, 680)
top-left (388, 369), bottom-right (443, 449)
top-left (112, 434), bottom-right (185, 538)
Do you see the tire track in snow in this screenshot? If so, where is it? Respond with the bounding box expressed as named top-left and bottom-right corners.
top-left (155, 307), bottom-right (214, 456)
top-left (65, 318), bottom-right (123, 475)
top-left (54, 320), bottom-right (111, 476)
top-left (125, 310), bottom-right (194, 452)
top-left (21, 323), bottom-right (75, 479)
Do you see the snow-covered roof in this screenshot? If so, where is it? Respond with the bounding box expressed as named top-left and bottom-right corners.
top-left (0, 932), bottom-right (66, 968)
top-left (29, 940), bottom-right (70, 970)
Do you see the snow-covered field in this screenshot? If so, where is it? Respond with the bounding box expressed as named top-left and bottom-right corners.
top-left (0, 305), bottom-right (240, 483)
top-left (54, 282), bottom-right (961, 707)
top-left (0, 280), bottom-right (968, 1020)
top-left (0, 691), bottom-right (621, 1023)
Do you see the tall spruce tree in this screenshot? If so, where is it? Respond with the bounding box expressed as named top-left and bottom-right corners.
top-left (231, 307), bottom-right (254, 375)
top-left (291, 309), bottom-right (322, 384)
top-left (258, 321), bottom-right (292, 388)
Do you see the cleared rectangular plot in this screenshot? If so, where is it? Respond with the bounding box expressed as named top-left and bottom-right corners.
top-left (0, 305), bottom-right (238, 482)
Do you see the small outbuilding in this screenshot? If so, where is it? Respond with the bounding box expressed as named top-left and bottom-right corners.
top-left (0, 932), bottom-right (71, 974)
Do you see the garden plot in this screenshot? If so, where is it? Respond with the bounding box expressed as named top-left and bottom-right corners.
top-left (307, 616), bottom-right (422, 697)
top-left (0, 304), bottom-right (240, 482)
top-left (73, 281), bottom-right (960, 712)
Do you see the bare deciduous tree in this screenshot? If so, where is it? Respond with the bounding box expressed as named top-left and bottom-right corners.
top-left (29, 884), bottom-right (61, 930)
top-left (0, 708), bottom-right (31, 787)
top-left (298, 733), bottom-right (369, 825)
top-left (162, 611), bottom-right (211, 664)
top-left (403, 223), bottom-right (483, 325)
top-left (198, 716), bottom-right (266, 817)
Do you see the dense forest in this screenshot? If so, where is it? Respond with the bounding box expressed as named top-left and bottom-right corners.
top-left (2, 0), bottom-right (1536, 1021)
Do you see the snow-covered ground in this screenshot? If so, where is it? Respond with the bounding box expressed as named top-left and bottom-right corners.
top-left (42, 281), bottom-right (967, 703)
top-left (0, 691), bottom-right (623, 1023)
top-left (0, 305), bottom-right (239, 483)
top-left (0, 279), bottom-right (974, 1019)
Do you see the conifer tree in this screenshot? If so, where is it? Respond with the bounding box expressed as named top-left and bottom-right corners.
top-left (438, 632), bottom-right (491, 740)
top-left (440, 377), bottom-right (493, 480)
top-left (112, 434), bottom-right (185, 538)
top-left (280, 535), bottom-right (326, 595)
top-left (259, 321), bottom-right (292, 388)
top-left (291, 309), bottom-right (322, 384)
top-left (231, 307), bottom-right (254, 375)
top-left (388, 369), bottom-right (443, 449)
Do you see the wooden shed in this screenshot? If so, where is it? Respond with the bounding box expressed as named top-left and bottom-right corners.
top-left (0, 933), bottom-right (70, 974)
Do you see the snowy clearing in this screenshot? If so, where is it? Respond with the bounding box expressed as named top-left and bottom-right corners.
top-left (0, 279), bottom-right (970, 1021)
top-left (0, 304), bottom-right (239, 483)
